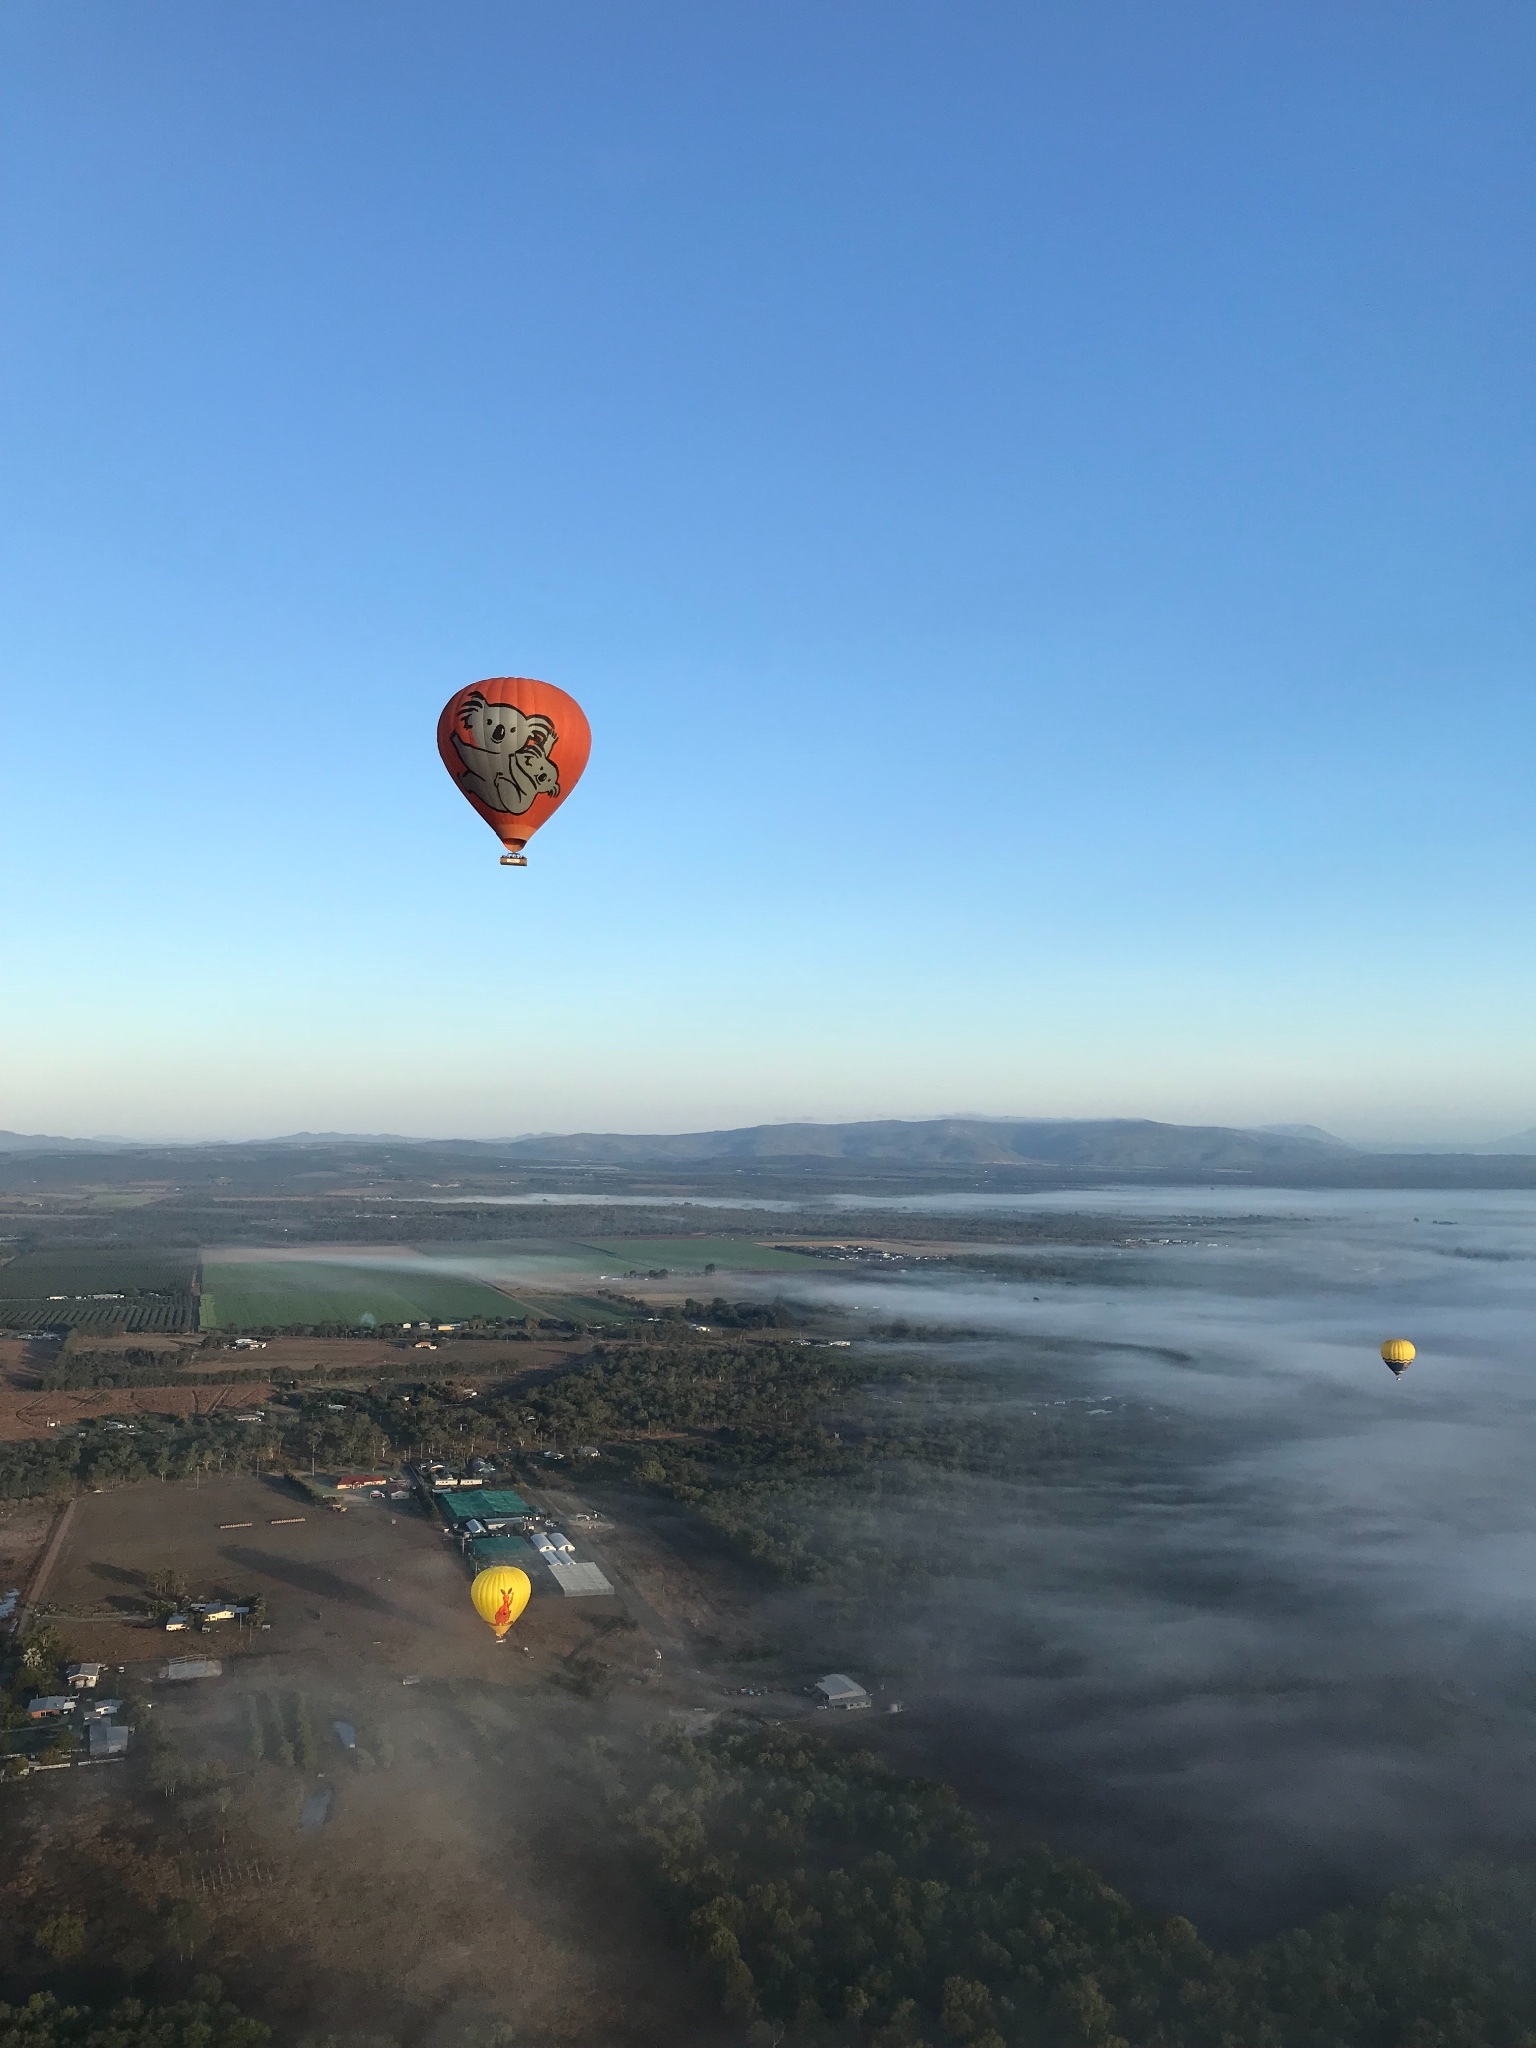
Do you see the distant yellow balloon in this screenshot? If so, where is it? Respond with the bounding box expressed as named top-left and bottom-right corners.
top-left (470, 1565), bottom-right (531, 1638)
top-left (1381, 1338), bottom-right (1416, 1377)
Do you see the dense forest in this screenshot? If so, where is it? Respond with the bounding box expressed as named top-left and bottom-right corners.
top-left (0, 1991), bottom-right (269, 2048)
top-left (631, 1722), bottom-right (1536, 2048)
top-left (491, 1333), bottom-right (1162, 1583)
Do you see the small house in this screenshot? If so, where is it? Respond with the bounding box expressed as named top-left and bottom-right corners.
top-left (66, 1663), bottom-right (105, 1691)
top-left (89, 1721), bottom-right (130, 1758)
top-left (27, 1696), bottom-right (75, 1720)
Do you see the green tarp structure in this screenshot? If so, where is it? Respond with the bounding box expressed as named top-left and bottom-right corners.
top-left (437, 1488), bottom-right (531, 1526)
top-left (468, 1535), bottom-right (533, 1568)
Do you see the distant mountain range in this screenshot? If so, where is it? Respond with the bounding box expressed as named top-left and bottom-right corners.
top-left (0, 1129), bottom-right (133, 1151)
top-left (4, 1115), bottom-right (1536, 1170)
top-left (496, 1117), bottom-right (1353, 1170)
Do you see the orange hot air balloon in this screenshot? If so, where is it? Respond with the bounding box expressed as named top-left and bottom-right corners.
top-left (437, 676), bottom-right (591, 867)
top-left (470, 1565), bottom-right (531, 1639)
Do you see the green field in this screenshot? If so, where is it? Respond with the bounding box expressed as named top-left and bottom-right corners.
top-left (583, 1237), bottom-right (814, 1273)
top-left (199, 1260), bottom-right (528, 1330)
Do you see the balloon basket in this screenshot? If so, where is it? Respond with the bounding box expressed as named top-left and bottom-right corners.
top-left (499, 852), bottom-right (528, 868)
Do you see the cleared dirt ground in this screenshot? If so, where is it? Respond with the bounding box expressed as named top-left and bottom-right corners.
top-left (14, 1473), bottom-right (741, 2047)
top-left (0, 1380), bottom-right (275, 1441)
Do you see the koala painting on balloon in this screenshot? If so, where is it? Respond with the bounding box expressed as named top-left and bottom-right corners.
top-left (449, 690), bottom-right (562, 815)
top-left (436, 674), bottom-right (591, 866)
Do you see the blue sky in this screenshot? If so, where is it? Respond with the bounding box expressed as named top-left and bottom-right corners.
top-left (1, 2), bottom-right (1532, 1142)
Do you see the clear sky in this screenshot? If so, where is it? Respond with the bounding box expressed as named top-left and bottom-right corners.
top-left (1, 3), bottom-right (1532, 1143)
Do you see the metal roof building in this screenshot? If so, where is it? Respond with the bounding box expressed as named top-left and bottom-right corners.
top-left (161, 1658), bottom-right (223, 1682)
top-left (814, 1674), bottom-right (871, 1710)
top-left (546, 1561), bottom-right (615, 1598)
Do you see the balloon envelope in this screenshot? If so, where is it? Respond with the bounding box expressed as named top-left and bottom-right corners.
top-left (1381, 1338), bottom-right (1416, 1377)
top-left (438, 676), bottom-right (591, 863)
top-left (470, 1565), bottom-right (531, 1638)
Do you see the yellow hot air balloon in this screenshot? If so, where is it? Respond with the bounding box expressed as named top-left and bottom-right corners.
top-left (1381, 1338), bottom-right (1416, 1378)
top-left (470, 1565), bottom-right (531, 1639)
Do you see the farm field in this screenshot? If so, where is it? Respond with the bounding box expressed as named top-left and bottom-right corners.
top-left (582, 1235), bottom-right (815, 1273)
top-left (408, 1234), bottom-right (820, 1282)
top-left (199, 1258), bottom-right (524, 1329)
top-left (0, 1295), bottom-right (198, 1333)
top-left (512, 1289), bottom-right (631, 1323)
top-left (0, 1248), bottom-right (200, 1332)
top-left (0, 1248), bottom-right (198, 1295)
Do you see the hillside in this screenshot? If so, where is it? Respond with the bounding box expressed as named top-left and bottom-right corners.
top-left (499, 1116), bottom-right (1349, 1170)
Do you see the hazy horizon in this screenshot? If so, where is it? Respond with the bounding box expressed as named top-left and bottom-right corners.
top-left (6, 1108), bottom-right (1536, 1151)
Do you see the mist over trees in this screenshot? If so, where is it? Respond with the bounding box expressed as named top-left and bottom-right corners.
top-left (632, 1724), bottom-right (1536, 2048)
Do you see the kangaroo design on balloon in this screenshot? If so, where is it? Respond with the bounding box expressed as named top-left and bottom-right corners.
top-left (450, 691), bottom-right (561, 815)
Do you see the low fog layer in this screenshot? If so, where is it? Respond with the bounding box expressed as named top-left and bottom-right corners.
top-left (766, 1190), bottom-right (1536, 1940)
top-left (206, 1190), bottom-right (1536, 1940)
